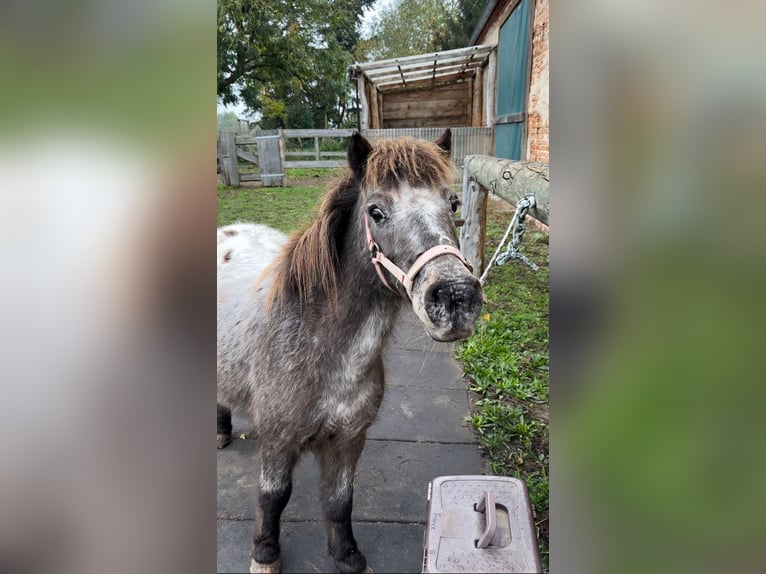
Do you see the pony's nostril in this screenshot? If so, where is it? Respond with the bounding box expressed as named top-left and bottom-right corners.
top-left (424, 279), bottom-right (483, 328)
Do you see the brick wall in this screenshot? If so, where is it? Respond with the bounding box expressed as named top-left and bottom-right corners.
top-left (526, 0), bottom-right (549, 163)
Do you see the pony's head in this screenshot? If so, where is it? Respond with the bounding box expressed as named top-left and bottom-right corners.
top-left (349, 131), bottom-right (483, 342)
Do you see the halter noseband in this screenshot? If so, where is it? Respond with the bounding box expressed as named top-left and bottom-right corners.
top-left (363, 213), bottom-right (473, 299)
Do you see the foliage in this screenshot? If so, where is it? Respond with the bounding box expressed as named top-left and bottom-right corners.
top-left (456, 209), bottom-right (550, 570)
top-left (217, 110), bottom-right (241, 132)
top-left (356, 0), bottom-right (485, 61)
top-left (217, 0), bottom-right (374, 128)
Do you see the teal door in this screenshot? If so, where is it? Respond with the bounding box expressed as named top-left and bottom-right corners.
top-left (495, 0), bottom-right (532, 160)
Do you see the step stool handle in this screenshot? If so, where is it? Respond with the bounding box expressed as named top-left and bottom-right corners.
top-left (475, 490), bottom-right (497, 549)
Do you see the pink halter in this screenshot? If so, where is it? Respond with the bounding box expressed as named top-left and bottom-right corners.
top-left (363, 213), bottom-right (473, 299)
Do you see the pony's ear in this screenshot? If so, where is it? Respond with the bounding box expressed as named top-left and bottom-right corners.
top-left (348, 132), bottom-right (373, 180)
top-left (434, 129), bottom-right (451, 155)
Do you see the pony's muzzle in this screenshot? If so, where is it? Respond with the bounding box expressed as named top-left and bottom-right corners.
top-left (423, 277), bottom-right (483, 341)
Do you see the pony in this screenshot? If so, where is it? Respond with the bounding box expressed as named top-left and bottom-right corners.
top-left (217, 131), bottom-right (483, 573)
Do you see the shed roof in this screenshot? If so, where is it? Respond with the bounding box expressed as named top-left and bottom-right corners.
top-left (350, 44), bottom-right (494, 93)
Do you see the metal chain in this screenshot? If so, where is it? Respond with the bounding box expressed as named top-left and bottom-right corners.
top-left (479, 194), bottom-right (539, 285)
top-left (496, 194), bottom-right (539, 271)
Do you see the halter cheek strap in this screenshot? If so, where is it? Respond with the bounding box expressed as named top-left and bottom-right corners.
top-left (363, 214), bottom-right (473, 299)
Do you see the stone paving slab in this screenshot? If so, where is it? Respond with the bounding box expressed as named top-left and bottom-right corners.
top-left (218, 520), bottom-right (425, 574)
top-left (383, 348), bottom-right (465, 390)
top-left (218, 439), bottom-right (482, 523)
top-left (388, 312), bottom-right (455, 354)
top-left (367, 385), bottom-right (476, 443)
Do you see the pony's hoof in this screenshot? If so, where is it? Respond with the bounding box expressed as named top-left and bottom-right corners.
top-left (217, 433), bottom-right (232, 449)
top-left (250, 557), bottom-right (281, 574)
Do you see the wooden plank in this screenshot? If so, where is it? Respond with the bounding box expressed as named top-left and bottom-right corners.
top-left (357, 75), bottom-right (369, 130)
top-left (257, 134), bottom-right (286, 187)
top-left (472, 66), bottom-right (483, 126)
top-left (239, 173), bottom-right (262, 182)
top-left (219, 131), bottom-right (240, 186)
top-left (281, 129), bottom-right (355, 138)
top-left (236, 147), bottom-right (258, 165)
top-left (384, 88), bottom-right (469, 106)
top-left (378, 73), bottom-right (475, 91)
top-left (235, 135), bottom-right (258, 145)
top-left (459, 167), bottom-right (488, 276)
top-left (382, 117), bottom-right (469, 129)
top-left (284, 151), bottom-right (346, 158)
top-left (485, 50), bottom-right (497, 128)
top-left (285, 160), bottom-right (348, 169)
top-left (370, 84), bottom-right (380, 129)
top-left (383, 99), bottom-right (469, 114)
top-left (383, 112), bottom-right (468, 125)
top-left (464, 155), bottom-right (549, 225)
top-left (376, 90), bottom-right (383, 129)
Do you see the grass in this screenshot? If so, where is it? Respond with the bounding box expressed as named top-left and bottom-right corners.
top-left (455, 207), bottom-right (550, 570)
top-left (216, 170), bottom-right (333, 231)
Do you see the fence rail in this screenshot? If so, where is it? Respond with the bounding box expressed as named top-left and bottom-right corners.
top-left (217, 127), bottom-right (495, 186)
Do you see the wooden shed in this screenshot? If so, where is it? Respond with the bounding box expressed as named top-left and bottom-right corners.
top-left (349, 44), bottom-right (495, 129)
top-left (350, 0), bottom-right (548, 163)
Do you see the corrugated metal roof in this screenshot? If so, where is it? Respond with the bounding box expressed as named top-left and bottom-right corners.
top-left (350, 44), bottom-right (494, 92)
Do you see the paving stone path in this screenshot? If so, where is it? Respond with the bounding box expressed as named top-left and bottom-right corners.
top-left (217, 308), bottom-right (484, 573)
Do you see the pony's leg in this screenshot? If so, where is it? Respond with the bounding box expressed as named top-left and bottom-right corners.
top-left (217, 404), bottom-right (232, 449)
top-left (251, 447), bottom-right (298, 573)
top-left (317, 433), bottom-right (371, 574)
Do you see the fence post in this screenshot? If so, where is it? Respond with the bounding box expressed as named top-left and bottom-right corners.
top-left (220, 131), bottom-right (240, 187)
top-left (460, 163), bottom-right (488, 276)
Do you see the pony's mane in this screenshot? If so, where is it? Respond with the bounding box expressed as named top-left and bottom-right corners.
top-left (266, 137), bottom-right (453, 309)
top-left (266, 171), bottom-right (358, 309)
top-left (363, 137), bottom-right (453, 191)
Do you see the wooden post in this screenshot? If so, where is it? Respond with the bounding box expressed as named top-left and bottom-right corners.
top-left (485, 50), bottom-right (497, 128)
top-left (460, 163), bottom-right (488, 276)
top-left (464, 155), bottom-right (549, 225)
top-left (314, 136), bottom-right (320, 161)
top-left (357, 74), bottom-right (369, 130)
top-left (220, 131), bottom-right (240, 187)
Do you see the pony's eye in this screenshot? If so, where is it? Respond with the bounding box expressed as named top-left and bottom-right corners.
top-left (368, 206), bottom-right (386, 223)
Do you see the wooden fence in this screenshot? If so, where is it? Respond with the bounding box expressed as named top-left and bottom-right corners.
top-left (217, 127), bottom-right (494, 187)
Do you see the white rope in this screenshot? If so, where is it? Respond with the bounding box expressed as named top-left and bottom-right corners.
top-left (479, 217), bottom-right (516, 285)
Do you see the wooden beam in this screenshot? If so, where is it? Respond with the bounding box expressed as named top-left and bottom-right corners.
top-left (485, 50), bottom-right (497, 128)
top-left (357, 74), bottom-right (369, 130)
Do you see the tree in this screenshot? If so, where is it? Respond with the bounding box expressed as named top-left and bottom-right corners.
top-left (355, 0), bottom-right (486, 62)
top-left (217, 0), bottom-right (374, 128)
